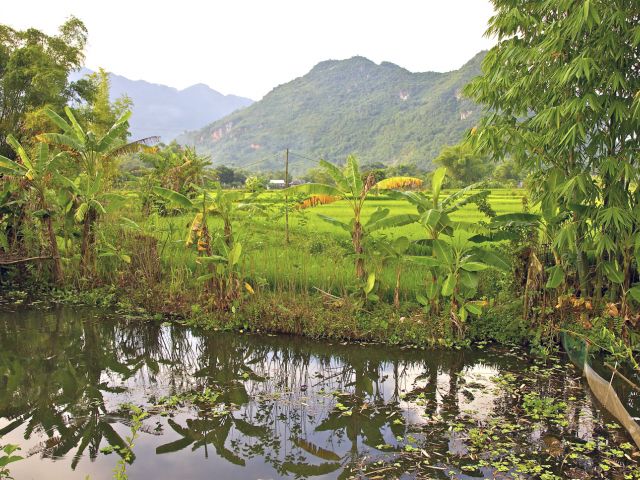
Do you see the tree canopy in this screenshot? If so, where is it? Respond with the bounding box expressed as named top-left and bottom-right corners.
top-left (0, 17), bottom-right (89, 158)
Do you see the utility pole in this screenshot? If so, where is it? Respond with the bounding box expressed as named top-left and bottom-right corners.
top-left (284, 148), bottom-right (290, 244)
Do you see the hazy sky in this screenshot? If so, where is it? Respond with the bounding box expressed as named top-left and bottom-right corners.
top-left (6, 1), bottom-right (496, 100)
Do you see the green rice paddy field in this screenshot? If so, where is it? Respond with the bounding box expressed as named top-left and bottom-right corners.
top-left (113, 188), bottom-right (528, 301)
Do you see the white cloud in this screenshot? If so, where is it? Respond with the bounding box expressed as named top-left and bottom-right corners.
top-left (4, 0), bottom-right (496, 99)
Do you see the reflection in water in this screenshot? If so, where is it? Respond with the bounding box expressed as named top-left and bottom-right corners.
top-left (0, 307), bottom-right (634, 479)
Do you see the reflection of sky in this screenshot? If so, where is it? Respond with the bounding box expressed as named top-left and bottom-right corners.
top-left (0, 310), bottom-right (627, 480)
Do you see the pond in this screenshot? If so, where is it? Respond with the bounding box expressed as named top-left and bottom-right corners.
top-left (1, 307), bottom-right (639, 479)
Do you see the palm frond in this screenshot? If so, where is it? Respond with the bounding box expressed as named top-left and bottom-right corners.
top-left (107, 136), bottom-right (160, 158)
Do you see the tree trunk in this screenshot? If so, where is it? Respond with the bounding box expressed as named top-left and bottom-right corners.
top-left (224, 219), bottom-right (233, 248)
top-left (352, 219), bottom-right (365, 280)
top-left (394, 266), bottom-right (401, 308)
top-left (80, 208), bottom-right (96, 277)
top-left (44, 215), bottom-right (63, 284)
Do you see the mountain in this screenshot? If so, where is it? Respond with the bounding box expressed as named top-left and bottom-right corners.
top-left (71, 68), bottom-right (253, 142)
top-left (177, 52), bottom-right (486, 172)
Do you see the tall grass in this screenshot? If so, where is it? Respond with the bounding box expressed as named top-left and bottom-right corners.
top-left (98, 188), bottom-right (527, 303)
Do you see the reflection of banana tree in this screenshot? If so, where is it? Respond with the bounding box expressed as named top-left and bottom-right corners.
top-left (315, 395), bottom-right (406, 455)
top-left (284, 438), bottom-right (341, 477)
top-left (157, 415), bottom-right (267, 466)
top-left (193, 335), bottom-right (266, 405)
top-left (0, 312), bottom-right (145, 468)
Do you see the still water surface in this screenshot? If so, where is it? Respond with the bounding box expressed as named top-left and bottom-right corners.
top-left (0, 307), bottom-right (638, 479)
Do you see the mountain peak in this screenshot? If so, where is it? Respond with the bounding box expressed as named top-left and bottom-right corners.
top-left (182, 83), bottom-right (216, 93)
top-left (69, 68), bottom-right (252, 141)
top-left (178, 51), bottom-right (485, 173)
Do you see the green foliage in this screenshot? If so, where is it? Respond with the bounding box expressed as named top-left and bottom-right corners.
top-left (287, 154), bottom-right (418, 281)
top-left (101, 404), bottom-right (148, 480)
top-left (0, 18), bottom-right (88, 158)
top-left (0, 443), bottom-right (23, 479)
top-left (466, 0), bottom-right (640, 318)
top-left (434, 143), bottom-right (493, 185)
top-left (179, 53), bottom-right (486, 173)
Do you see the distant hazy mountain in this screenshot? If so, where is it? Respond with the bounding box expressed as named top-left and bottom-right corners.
top-left (71, 68), bottom-right (253, 141)
top-left (177, 52), bottom-right (486, 172)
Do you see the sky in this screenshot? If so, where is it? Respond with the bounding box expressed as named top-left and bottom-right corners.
top-left (5, 0), bottom-right (496, 100)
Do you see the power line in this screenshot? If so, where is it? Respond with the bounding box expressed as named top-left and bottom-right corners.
top-left (288, 150), bottom-right (320, 164)
top-left (208, 151), bottom-right (282, 169)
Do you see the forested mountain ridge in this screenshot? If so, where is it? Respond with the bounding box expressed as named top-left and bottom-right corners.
top-left (178, 51), bottom-right (486, 172)
top-left (70, 68), bottom-right (253, 141)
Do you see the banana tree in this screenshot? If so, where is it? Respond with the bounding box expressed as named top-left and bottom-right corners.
top-left (411, 229), bottom-right (510, 337)
top-left (286, 155), bottom-right (420, 280)
top-left (38, 106), bottom-right (157, 276)
top-left (56, 171), bottom-right (127, 276)
top-left (0, 136), bottom-right (68, 283)
top-left (370, 235), bottom-right (411, 308)
top-left (389, 167), bottom-right (491, 241)
top-left (153, 184), bottom-right (260, 308)
top-left (196, 238), bottom-right (245, 309)
top-left (153, 183), bottom-right (263, 250)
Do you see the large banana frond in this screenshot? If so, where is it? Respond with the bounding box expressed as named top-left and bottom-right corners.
top-left (284, 183), bottom-right (344, 199)
top-left (106, 136), bottom-right (160, 158)
top-left (74, 202), bottom-right (89, 222)
top-left (367, 214), bottom-right (419, 232)
top-left (44, 107), bottom-right (73, 133)
top-left (0, 155), bottom-right (27, 176)
top-left (63, 106), bottom-right (86, 141)
top-left (431, 167), bottom-right (447, 205)
top-left (345, 155), bottom-right (363, 196)
top-left (97, 121), bottom-right (130, 152)
top-left (318, 159), bottom-right (350, 193)
top-left (152, 186), bottom-right (194, 209)
top-left (6, 135), bottom-right (34, 172)
top-left (37, 133), bottom-right (84, 152)
top-left (387, 189), bottom-right (431, 208)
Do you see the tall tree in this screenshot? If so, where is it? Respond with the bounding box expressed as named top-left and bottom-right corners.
top-left (465, 0), bottom-right (640, 306)
top-left (433, 143), bottom-right (492, 185)
top-left (0, 17), bottom-right (88, 158)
